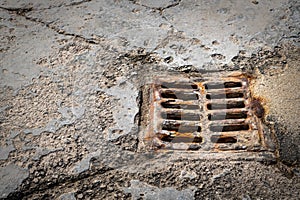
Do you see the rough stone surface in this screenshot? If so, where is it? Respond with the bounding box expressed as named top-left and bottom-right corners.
top-left (0, 0), bottom-right (299, 199)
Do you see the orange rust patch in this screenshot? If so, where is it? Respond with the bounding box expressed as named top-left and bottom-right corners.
top-left (250, 98), bottom-right (265, 118)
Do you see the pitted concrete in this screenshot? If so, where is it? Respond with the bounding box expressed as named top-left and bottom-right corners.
top-left (0, 0), bottom-right (299, 199)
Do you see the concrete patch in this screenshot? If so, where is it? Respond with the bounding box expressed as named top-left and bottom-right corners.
top-left (124, 180), bottom-right (195, 200)
top-left (58, 192), bottom-right (76, 200)
top-left (105, 81), bottom-right (139, 140)
top-left (0, 144), bottom-right (15, 160)
top-left (0, 164), bottom-right (29, 198)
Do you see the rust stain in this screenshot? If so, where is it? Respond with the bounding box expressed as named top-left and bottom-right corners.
top-left (196, 82), bottom-right (205, 95)
top-left (248, 74), bottom-right (270, 118)
top-left (250, 98), bottom-right (265, 118)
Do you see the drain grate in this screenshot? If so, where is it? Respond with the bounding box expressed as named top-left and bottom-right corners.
top-left (142, 72), bottom-right (274, 153)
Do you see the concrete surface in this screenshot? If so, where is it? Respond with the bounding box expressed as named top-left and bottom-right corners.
top-left (0, 0), bottom-right (299, 199)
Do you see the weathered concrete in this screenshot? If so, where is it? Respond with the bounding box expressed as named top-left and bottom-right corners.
top-left (0, 0), bottom-right (299, 199)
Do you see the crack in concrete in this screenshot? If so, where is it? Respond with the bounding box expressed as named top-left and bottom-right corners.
top-left (0, 0), bottom-right (92, 12)
top-left (9, 166), bottom-right (114, 199)
top-left (129, 0), bottom-right (181, 14)
top-left (0, 3), bottom-right (103, 45)
top-left (62, 0), bottom-right (93, 8)
top-left (0, 7), bottom-right (33, 15)
top-left (279, 35), bottom-right (300, 42)
top-left (37, 0), bottom-right (93, 11)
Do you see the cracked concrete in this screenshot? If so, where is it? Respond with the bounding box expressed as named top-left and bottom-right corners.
top-left (129, 0), bottom-right (181, 12)
top-left (0, 0), bottom-right (299, 199)
top-left (0, 0), bottom-right (92, 11)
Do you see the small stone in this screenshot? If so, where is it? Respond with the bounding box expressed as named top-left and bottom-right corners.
top-left (33, 178), bottom-right (39, 183)
top-left (242, 194), bottom-right (252, 200)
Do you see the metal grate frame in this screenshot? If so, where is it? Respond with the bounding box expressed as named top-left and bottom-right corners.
top-left (141, 72), bottom-right (275, 155)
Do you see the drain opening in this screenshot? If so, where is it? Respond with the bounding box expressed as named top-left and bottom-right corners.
top-left (162, 125), bottom-right (201, 133)
top-left (161, 101), bottom-right (199, 110)
top-left (160, 90), bottom-right (199, 100)
top-left (209, 124), bottom-right (249, 132)
top-left (161, 82), bottom-right (198, 89)
top-left (208, 111), bottom-right (248, 120)
top-left (204, 82), bottom-right (242, 90)
top-left (161, 111), bottom-right (201, 121)
top-left (206, 92), bottom-right (244, 99)
top-left (160, 135), bottom-right (203, 143)
top-left (211, 135), bottom-right (237, 143)
top-left (188, 145), bottom-right (201, 150)
top-left (207, 101), bottom-right (245, 110)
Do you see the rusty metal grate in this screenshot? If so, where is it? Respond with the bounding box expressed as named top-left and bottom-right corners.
top-left (142, 72), bottom-right (273, 153)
